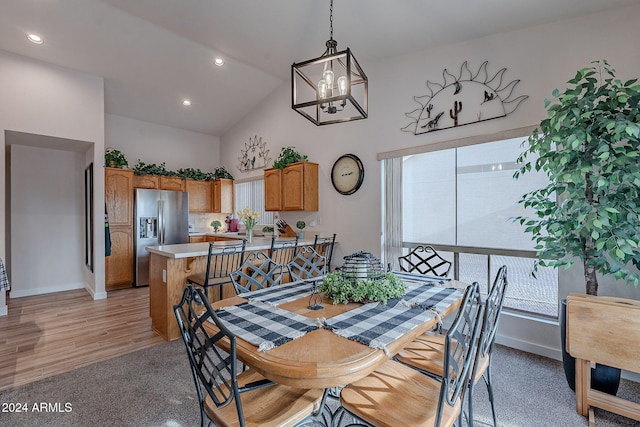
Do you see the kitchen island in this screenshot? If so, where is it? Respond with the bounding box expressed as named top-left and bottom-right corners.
top-left (146, 237), bottom-right (310, 341)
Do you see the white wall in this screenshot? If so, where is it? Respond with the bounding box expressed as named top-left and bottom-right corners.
top-left (0, 50), bottom-right (105, 312)
top-left (220, 5), bottom-right (640, 359)
top-left (105, 114), bottom-right (221, 173)
top-left (10, 145), bottom-right (86, 296)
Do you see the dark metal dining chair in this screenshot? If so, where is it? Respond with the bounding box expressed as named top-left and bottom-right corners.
top-left (288, 245), bottom-right (326, 282)
top-left (186, 240), bottom-right (246, 300)
top-left (398, 244), bottom-right (452, 278)
top-left (230, 251), bottom-right (284, 294)
top-left (268, 235), bottom-right (300, 266)
top-left (395, 267), bottom-right (508, 427)
top-left (173, 285), bottom-right (328, 427)
top-left (313, 233), bottom-right (336, 273)
top-left (336, 282), bottom-right (483, 427)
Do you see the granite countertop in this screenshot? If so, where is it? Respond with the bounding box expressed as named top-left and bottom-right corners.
top-left (146, 236), bottom-right (313, 259)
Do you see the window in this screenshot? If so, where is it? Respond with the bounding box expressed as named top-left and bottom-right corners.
top-left (395, 134), bottom-right (558, 317)
top-left (234, 179), bottom-right (274, 226)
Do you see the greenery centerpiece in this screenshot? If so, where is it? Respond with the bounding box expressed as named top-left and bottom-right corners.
top-left (105, 148), bottom-right (128, 168)
top-left (514, 60), bottom-right (640, 295)
top-left (514, 60), bottom-right (640, 392)
top-left (320, 271), bottom-right (406, 305)
top-left (237, 207), bottom-right (259, 243)
top-left (272, 146), bottom-right (308, 169)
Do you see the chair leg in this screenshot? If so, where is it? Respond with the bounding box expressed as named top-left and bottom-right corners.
top-left (484, 365), bottom-right (498, 427)
top-left (467, 379), bottom-right (476, 427)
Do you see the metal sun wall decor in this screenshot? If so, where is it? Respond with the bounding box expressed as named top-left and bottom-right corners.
top-left (401, 61), bottom-right (528, 135)
top-left (237, 135), bottom-right (271, 171)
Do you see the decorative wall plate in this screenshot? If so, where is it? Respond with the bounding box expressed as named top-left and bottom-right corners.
top-left (238, 135), bottom-right (271, 171)
top-left (402, 61), bottom-right (528, 135)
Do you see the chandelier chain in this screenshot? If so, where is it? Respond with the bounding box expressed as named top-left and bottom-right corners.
top-left (329, 0), bottom-right (333, 40)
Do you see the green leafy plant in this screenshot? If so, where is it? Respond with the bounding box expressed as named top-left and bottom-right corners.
top-left (210, 220), bottom-right (222, 232)
top-left (104, 148), bottom-right (128, 168)
top-left (262, 226), bottom-right (274, 233)
top-left (320, 271), bottom-right (407, 305)
top-left (177, 168), bottom-right (213, 181)
top-left (514, 60), bottom-right (640, 295)
top-left (212, 166), bottom-right (234, 180)
top-left (272, 146), bottom-right (308, 169)
top-left (132, 160), bottom-right (175, 176)
top-left (296, 221), bottom-right (306, 230)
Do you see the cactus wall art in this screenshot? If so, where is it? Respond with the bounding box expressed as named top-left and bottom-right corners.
top-left (402, 61), bottom-right (528, 135)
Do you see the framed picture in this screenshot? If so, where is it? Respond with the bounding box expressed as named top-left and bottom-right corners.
top-left (85, 163), bottom-right (94, 272)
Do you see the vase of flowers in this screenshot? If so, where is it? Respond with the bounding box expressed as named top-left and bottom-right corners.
top-left (237, 207), bottom-right (259, 244)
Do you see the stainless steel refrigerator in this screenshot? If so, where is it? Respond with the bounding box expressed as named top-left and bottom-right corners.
top-left (134, 188), bottom-right (189, 287)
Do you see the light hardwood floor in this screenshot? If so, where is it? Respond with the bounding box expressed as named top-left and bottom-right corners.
top-left (0, 286), bottom-right (164, 392)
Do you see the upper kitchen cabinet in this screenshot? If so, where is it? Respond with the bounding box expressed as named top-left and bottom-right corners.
top-left (264, 168), bottom-right (282, 211)
top-left (160, 176), bottom-right (185, 191)
top-left (213, 178), bottom-right (234, 213)
top-left (132, 174), bottom-right (159, 189)
top-left (105, 168), bottom-right (134, 227)
top-left (186, 179), bottom-right (213, 213)
top-left (265, 162), bottom-right (318, 211)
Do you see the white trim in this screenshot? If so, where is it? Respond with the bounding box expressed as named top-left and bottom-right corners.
top-left (9, 282), bottom-right (85, 298)
top-left (377, 125), bottom-right (538, 161)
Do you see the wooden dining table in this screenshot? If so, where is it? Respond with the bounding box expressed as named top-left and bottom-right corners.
top-left (206, 278), bottom-right (467, 389)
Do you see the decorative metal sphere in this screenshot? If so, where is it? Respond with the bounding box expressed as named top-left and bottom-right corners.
top-left (340, 251), bottom-right (385, 283)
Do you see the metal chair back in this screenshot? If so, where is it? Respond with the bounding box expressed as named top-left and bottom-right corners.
top-left (200, 240), bottom-right (247, 298)
top-left (398, 245), bottom-right (452, 277)
top-left (269, 236), bottom-right (300, 266)
top-left (288, 245), bottom-right (326, 282)
top-left (173, 285), bottom-right (271, 427)
top-left (230, 251), bottom-right (284, 294)
top-left (436, 281), bottom-right (483, 425)
top-left (313, 233), bottom-right (336, 272)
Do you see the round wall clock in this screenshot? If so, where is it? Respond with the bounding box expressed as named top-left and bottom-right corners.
top-left (331, 154), bottom-right (365, 195)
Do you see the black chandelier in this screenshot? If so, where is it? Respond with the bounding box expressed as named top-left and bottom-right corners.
top-left (291, 0), bottom-right (368, 126)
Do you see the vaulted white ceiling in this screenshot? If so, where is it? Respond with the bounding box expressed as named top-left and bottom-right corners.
top-left (1, 0), bottom-right (638, 136)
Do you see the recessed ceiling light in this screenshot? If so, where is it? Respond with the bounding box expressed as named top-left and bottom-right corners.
top-left (214, 57), bottom-right (224, 67)
top-left (182, 99), bottom-right (192, 107)
top-left (27, 34), bottom-right (43, 45)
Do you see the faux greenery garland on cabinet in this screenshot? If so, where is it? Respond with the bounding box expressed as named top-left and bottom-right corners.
top-left (272, 146), bottom-right (309, 169)
top-left (320, 271), bottom-right (406, 305)
top-left (132, 160), bottom-right (234, 181)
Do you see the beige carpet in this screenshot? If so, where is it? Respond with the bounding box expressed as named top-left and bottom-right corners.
top-left (0, 340), bottom-right (638, 426)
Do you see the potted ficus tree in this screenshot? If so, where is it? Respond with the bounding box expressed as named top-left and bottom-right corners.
top-left (514, 60), bottom-right (640, 393)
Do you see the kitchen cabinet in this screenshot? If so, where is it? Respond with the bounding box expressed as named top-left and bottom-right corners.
top-left (265, 162), bottom-right (318, 211)
top-left (186, 179), bottom-right (213, 213)
top-left (105, 227), bottom-right (133, 289)
top-left (105, 168), bottom-right (134, 290)
top-left (213, 178), bottom-right (234, 213)
top-left (160, 176), bottom-right (185, 191)
top-left (105, 168), bottom-right (134, 226)
top-left (264, 168), bottom-right (282, 211)
top-left (189, 235), bottom-right (207, 243)
top-left (132, 174), bottom-right (159, 189)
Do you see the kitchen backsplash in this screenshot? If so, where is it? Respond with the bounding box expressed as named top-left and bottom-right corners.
top-left (188, 213), bottom-right (228, 232)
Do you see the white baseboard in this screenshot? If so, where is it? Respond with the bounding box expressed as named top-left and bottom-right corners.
top-left (9, 282), bottom-right (85, 298)
top-left (0, 304), bottom-right (7, 316)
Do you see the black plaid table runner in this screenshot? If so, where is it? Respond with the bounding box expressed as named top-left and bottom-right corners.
top-left (401, 285), bottom-right (463, 311)
top-left (324, 303), bottom-right (435, 355)
top-left (238, 280), bottom-right (317, 306)
top-left (214, 302), bottom-right (320, 351)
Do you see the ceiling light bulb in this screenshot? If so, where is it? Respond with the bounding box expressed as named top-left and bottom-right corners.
top-left (317, 80), bottom-right (328, 99)
top-left (322, 69), bottom-right (335, 88)
top-left (214, 58), bottom-right (224, 66)
top-left (337, 76), bottom-right (348, 95)
top-left (182, 99), bottom-right (192, 106)
top-left (27, 34), bottom-right (43, 44)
